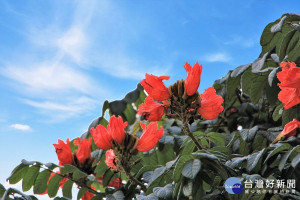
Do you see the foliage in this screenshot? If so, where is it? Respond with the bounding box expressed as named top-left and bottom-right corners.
top-left (2, 13), bottom-right (300, 200)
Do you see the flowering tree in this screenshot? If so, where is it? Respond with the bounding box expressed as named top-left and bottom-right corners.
top-left (1, 13), bottom-right (300, 200)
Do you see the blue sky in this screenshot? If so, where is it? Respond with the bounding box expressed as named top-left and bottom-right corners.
top-left (0, 0), bottom-right (299, 197)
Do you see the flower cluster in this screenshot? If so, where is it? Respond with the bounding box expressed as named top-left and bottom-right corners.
top-left (52, 137), bottom-right (120, 199)
top-left (90, 115), bottom-right (164, 171)
top-left (137, 62), bottom-right (224, 121)
top-left (277, 62), bottom-right (300, 110)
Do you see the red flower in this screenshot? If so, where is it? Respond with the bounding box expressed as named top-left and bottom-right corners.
top-left (272, 119), bottom-right (300, 143)
top-left (105, 149), bottom-right (117, 169)
top-left (53, 138), bottom-right (73, 166)
top-left (277, 62), bottom-right (300, 110)
top-left (74, 138), bottom-right (92, 164)
top-left (136, 122), bottom-right (164, 152)
top-left (277, 62), bottom-right (299, 88)
top-left (278, 88), bottom-right (300, 110)
top-left (82, 188), bottom-right (95, 200)
top-left (137, 96), bottom-right (165, 121)
top-left (141, 73), bottom-right (170, 101)
top-left (184, 62), bottom-right (202, 96)
top-left (108, 115), bottom-right (128, 145)
top-left (91, 124), bottom-right (112, 149)
top-left (197, 87), bottom-right (224, 120)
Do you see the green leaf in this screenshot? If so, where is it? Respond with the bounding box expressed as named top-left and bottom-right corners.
top-left (260, 22), bottom-right (276, 46)
top-left (182, 180), bottom-right (193, 197)
top-left (47, 174), bottom-right (63, 198)
top-left (109, 100), bottom-right (127, 116)
top-left (291, 154), bottom-right (300, 168)
top-left (207, 132), bottom-right (226, 146)
top-left (7, 163), bottom-right (29, 185)
top-left (239, 138), bottom-right (249, 156)
top-left (60, 164), bottom-right (78, 175)
top-left (181, 139), bottom-right (195, 156)
top-left (134, 89), bottom-right (147, 108)
top-left (181, 159), bottom-right (201, 179)
top-left (157, 144), bottom-right (175, 165)
top-left (241, 68), bottom-right (253, 95)
top-left (282, 105), bottom-right (300, 126)
top-left (240, 126), bottom-right (259, 142)
top-left (231, 64), bottom-right (251, 77)
top-left (247, 148), bottom-right (266, 173)
top-left (279, 145), bottom-right (300, 171)
top-left (225, 156), bottom-right (248, 169)
top-left (33, 169), bottom-right (51, 194)
top-left (44, 162), bottom-right (59, 171)
top-left (95, 161), bottom-right (108, 177)
top-left (264, 143), bottom-right (292, 164)
top-left (102, 169), bottom-right (117, 187)
top-left (153, 184), bottom-right (173, 199)
top-left (173, 155), bottom-right (196, 182)
top-left (250, 73), bottom-right (267, 104)
top-left (62, 180), bottom-right (73, 199)
top-left (272, 104), bottom-right (283, 122)
top-left (192, 152), bottom-right (219, 161)
top-left (0, 183), bottom-right (5, 197)
top-left (135, 165), bottom-right (158, 179)
top-left (123, 103), bottom-right (136, 125)
top-left (107, 190), bottom-right (125, 200)
top-left (101, 100), bottom-right (110, 117)
top-left (73, 169), bottom-right (88, 181)
top-left (77, 187), bottom-right (88, 200)
top-left (252, 135), bottom-right (267, 152)
top-left (22, 165), bottom-right (40, 192)
top-left (148, 166), bottom-right (167, 186)
top-left (225, 74), bottom-right (241, 107)
top-left (278, 30), bottom-right (297, 61)
top-left (173, 181), bottom-right (182, 199)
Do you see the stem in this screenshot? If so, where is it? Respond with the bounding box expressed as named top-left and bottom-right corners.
top-left (124, 168), bottom-right (147, 191)
top-left (182, 119), bottom-right (202, 150)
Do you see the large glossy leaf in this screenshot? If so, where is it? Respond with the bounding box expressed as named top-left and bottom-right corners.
top-left (7, 163), bottom-right (29, 185)
top-left (279, 145), bottom-right (300, 171)
top-left (47, 174), bottom-right (63, 198)
top-left (22, 165), bottom-right (40, 192)
top-left (264, 143), bottom-right (292, 164)
top-left (153, 184), bottom-right (173, 199)
top-left (33, 169), bottom-right (51, 194)
top-left (62, 180), bottom-right (73, 199)
top-left (173, 155), bottom-right (196, 182)
top-left (181, 159), bottom-right (201, 179)
top-left (247, 148), bottom-right (267, 173)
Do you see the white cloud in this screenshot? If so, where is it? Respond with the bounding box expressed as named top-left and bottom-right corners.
top-left (23, 97), bottom-right (97, 113)
top-left (0, 0), bottom-right (172, 122)
top-left (204, 53), bottom-right (231, 63)
top-left (56, 27), bottom-right (88, 64)
top-left (1, 63), bottom-right (99, 96)
top-left (10, 124), bottom-right (31, 131)
top-left (224, 36), bottom-right (255, 48)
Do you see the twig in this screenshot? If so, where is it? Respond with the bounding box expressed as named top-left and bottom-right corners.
top-left (182, 119), bottom-right (202, 150)
top-left (124, 168), bottom-right (147, 191)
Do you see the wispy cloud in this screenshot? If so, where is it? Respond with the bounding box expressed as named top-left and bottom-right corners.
top-left (1, 63), bottom-right (98, 96)
top-left (10, 124), bottom-right (31, 131)
top-left (224, 36), bottom-right (255, 48)
top-left (203, 53), bottom-right (231, 63)
top-left (0, 0), bottom-right (172, 122)
top-left (22, 97), bottom-right (98, 122)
